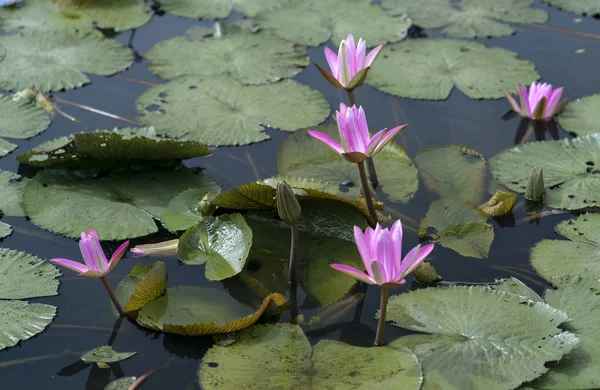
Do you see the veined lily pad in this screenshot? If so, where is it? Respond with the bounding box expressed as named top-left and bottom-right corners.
top-left (137, 286), bottom-right (287, 336)
top-left (0, 94), bottom-right (51, 139)
top-left (387, 286), bottom-right (579, 390)
top-left (0, 170), bottom-right (28, 217)
top-left (0, 300), bottom-right (56, 351)
top-left (255, 0), bottom-right (411, 47)
top-left (161, 188), bottom-right (213, 232)
top-left (81, 346), bottom-right (136, 364)
top-left (159, 0), bottom-right (287, 19)
top-left (146, 28), bottom-right (308, 85)
top-left (0, 139), bottom-right (17, 157)
top-left (419, 198), bottom-right (494, 259)
top-left (105, 377), bottom-right (137, 390)
top-left (178, 214), bottom-right (253, 281)
top-left (0, 248), bottom-right (60, 299)
top-left (137, 77), bottom-right (330, 146)
top-left (0, 221), bottom-right (11, 239)
top-left (199, 323), bottom-right (423, 389)
top-left (491, 277), bottom-right (543, 302)
top-left (381, 0), bottom-right (547, 38)
top-left (557, 94), bottom-right (600, 137)
top-left (368, 39), bottom-right (539, 100)
top-left (115, 262), bottom-right (168, 316)
top-left (541, 0), bottom-right (600, 16)
top-left (0, 30), bottom-right (133, 92)
top-left (490, 134), bottom-right (600, 210)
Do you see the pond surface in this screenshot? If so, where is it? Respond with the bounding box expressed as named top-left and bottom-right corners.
top-left (1, 1), bottom-right (600, 389)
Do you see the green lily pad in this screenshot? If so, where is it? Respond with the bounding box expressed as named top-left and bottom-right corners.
top-left (368, 39), bottom-right (539, 100)
top-left (0, 221), bottom-right (11, 239)
top-left (0, 300), bottom-right (56, 351)
top-left (0, 30), bottom-right (133, 92)
top-left (255, 0), bottom-right (411, 47)
top-left (159, 0), bottom-right (287, 19)
top-left (382, 0), bottom-right (547, 38)
top-left (531, 213), bottom-right (600, 281)
top-left (137, 286), bottom-right (288, 336)
top-left (146, 29), bottom-right (308, 85)
top-left (18, 127), bottom-right (211, 169)
top-left (161, 188), bottom-right (212, 232)
top-left (0, 138), bottom-right (17, 157)
top-left (491, 277), bottom-right (543, 302)
top-left (178, 214), bottom-right (253, 281)
top-left (0, 170), bottom-right (28, 217)
top-left (0, 0), bottom-right (152, 32)
top-left (0, 94), bottom-right (51, 139)
top-left (541, 0), bottom-right (600, 16)
top-left (557, 94), bottom-right (600, 137)
top-left (490, 134), bottom-right (600, 210)
top-left (532, 276), bottom-right (600, 389)
top-left (22, 167), bottom-right (220, 240)
top-left (0, 248), bottom-right (60, 299)
top-left (105, 377), bottom-right (137, 390)
top-left (419, 198), bottom-right (494, 259)
top-left (115, 262), bottom-right (168, 316)
top-left (137, 77), bottom-right (330, 146)
top-left (413, 261), bottom-right (443, 284)
top-left (278, 126), bottom-right (418, 204)
top-left (387, 286), bottom-right (579, 390)
top-left (479, 190), bottom-right (517, 217)
top-left (81, 346), bottom-right (136, 364)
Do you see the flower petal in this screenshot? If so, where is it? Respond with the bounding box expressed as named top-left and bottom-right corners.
top-left (354, 225), bottom-right (373, 271)
top-left (79, 230), bottom-right (109, 272)
top-left (519, 84), bottom-right (531, 117)
top-left (331, 264), bottom-right (376, 284)
top-left (375, 229), bottom-right (395, 283)
top-left (308, 130), bottom-right (344, 154)
top-left (545, 87), bottom-right (563, 117)
top-left (365, 129), bottom-right (386, 157)
top-left (372, 124), bottom-right (408, 155)
top-left (50, 258), bottom-right (88, 274)
top-left (107, 240), bottom-right (129, 273)
top-left (324, 46), bottom-right (339, 78)
top-left (365, 45), bottom-right (382, 67)
top-left (503, 90), bottom-right (522, 114)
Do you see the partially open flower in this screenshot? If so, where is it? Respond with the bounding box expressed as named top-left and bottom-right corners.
top-left (504, 82), bottom-right (567, 121)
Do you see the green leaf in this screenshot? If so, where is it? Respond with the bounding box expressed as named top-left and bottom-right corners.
top-left (199, 323), bottom-right (423, 390)
top-left (0, 300), bottom-right (56, 351)
top-left (479, 190), bottom-right (517, 217)
top-left (531, 213), bottom-right (600, 281)
top-left (0, 94), bottom-right (51, 139)
top-left (557, 94), bottom-right (600, 137)
top-left (541, 0), bottom-right (600, 15)
top-left (0, 30), bottom-right (133, 92)
top-left (255, 0), bottom-right (411, 47)
top-left (278, 126), bottom-right (418, 204)
top-left (0, 221), bottom-right (11, 239)
top-left (0, 248), bottom-right (60, 299)
top-left (490, 134), bottom-right (600, 210)
top-left (413, 261), bottom-right (443, 284)
top-left (0, 0), bottom-right (152, 32)
top-left (382, 0), bottom-right (547, 38)
top-left (387, 286), bottom-right (579, 390)
top-left (178, 214), bottom-right (253, 281)
top-left (0, 170), bottom-right (28, 217)
top-left (137, 77), bottom-right (330, 146)
top-left (159, 0), bottom-right (286, 19)
top-left (0, 138), bottom-right (17, 157)
top-left (105, 377), bottom-right (137, 390)
top-left (22, 167), bottom-right (220, 240)
top-left (147, 28), bottom-right (308, 84)
top-left (115, 262), bottom-right (168, 316)
top-left (81, 346), bottom-right (136, 364)
top-left (368, 39), bottom-right (539, 100)
top-left (491, 277), bottom-right (543, 302)
top-left (419, 198), bottom-right (494, 258)
top-left (161, 188), bottom-right (212, 232)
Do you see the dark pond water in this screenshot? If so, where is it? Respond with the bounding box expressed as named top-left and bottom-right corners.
top-left (2, 2), bottom-right (600, 388)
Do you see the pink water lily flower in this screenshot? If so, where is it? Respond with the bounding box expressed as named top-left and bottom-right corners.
top-left (331, 220), bottom-right (434, 286)
top-left (504, 82), bottom-right (567, 120)
top-left (308, 103), bottom-right (407, 163)
top-left (314, 34), bottom-right (382, 90)
top-left (51, 230), bottom-right (129, 278)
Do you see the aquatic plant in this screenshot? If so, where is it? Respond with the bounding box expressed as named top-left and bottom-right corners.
top-left (504, 82), bottom-right (567, 120)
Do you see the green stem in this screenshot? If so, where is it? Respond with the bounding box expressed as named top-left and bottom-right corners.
top-left (374, 286), bottom-right (389, 346)
top-left (366, 157), bottom-right (379, 188)
top-left (100, 276), bottom-right (125, 317)
top-left (357, 161), bottom-right (378, 226)
top-left (289, 222), bottom-right (299, 324)
top-left (346, 89), bottom-right (355, 106)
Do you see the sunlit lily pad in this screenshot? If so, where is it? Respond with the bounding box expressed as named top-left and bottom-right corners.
top-left (146, 28), bottom-right (308, 84)
top-left (0, 221), bottom-right (11, 239)
top-left (387, 286), bottom-right (579, 390)
top-left (490, 134), bottom-right (600, 210)
top-left (557, 94), bottom-right (600, 137)
top-left (0, 248), bottom-right (60, 299)
top-left (368, 39), bottom-right (539, 100)
top-left (0, 94), bottom-right (51, 139)
top-left (491, 277), bottom-right (543, 302)
top-left (161, 188), bottom-right (212, 232)
top-left (0, 300), bottom-right (56, 351)
top-left (81, 346), bottom-right (136, 364)
top-left (159, 0), bottom-right (287, 19)
top-left (137, 286), bottom-right (287, 336)
top-left (178, 214), bottom-right (253, 281)
top-left (479, 190), bottom-right (517, 217)
top-left (115, 262), bottom-right (168, 316)
top-left (255, 0), bottom-right (411, 47)
top-left (199, 323), bottom-right (423, 389)
top-left (541, 0), bottom-right (600, 16)
top-left (0, 170), bottom-right (28, 217)
top-left (382, 0), bottom-right (547, 38)
top-left (0, 138), bottom-right (17, 157)
top-left (137, 77), bottom-right (330, 146)
top-left (0, 30), bottom-right (133, 92)
top-left (105, 377), bottom-right (137, 390)
top-left (419, 198), bottom-right (494, 258)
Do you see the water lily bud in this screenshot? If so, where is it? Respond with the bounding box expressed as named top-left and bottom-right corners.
top-left (525, 167), bottom-right (545, 201)
top-left (276, 181), bottom-right (301, 225)
top-left (198, 193), bottom-right (216, 216)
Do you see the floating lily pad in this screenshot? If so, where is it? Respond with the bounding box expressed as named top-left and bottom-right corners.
top-left (387, 286), bottom-right (578, 390)
top-left (161, 188), bottom-right (212, 232)
top-left (159, 0), bottom-right (286, 19)
top-left (115, 262), bottom-right (167, 316)
top-left (81, 346), bottom-right (137, 364)
top-left (137, 286), bottom-right (287, 336)
top-left (0, 300), bottom-right (56, 351)
top-left (0, 0), bottom-right (152, 32)
top-left (278, 126), bottom-right (418, 204)
top-left (146, 29), bottom-right (308, 84)
top-left (480, 190), bottom-right (517, 217)
top-left (0, 221), bottom-right (11, 239)
top-left (531, 214), bottom-right (600, 281)
top-left (541, 0), bottom-right (600, 16)
top-left (382, 0), bottom-right (547, 38)
top-left (0, 94), bottom-right (51, 139)
top-left (199, 323), bottom-right (423, 389)
top-left (22, 167), bottom-right (220, 240)
top-left (419, 198), bottom-right (494, 259)
top-left (0, 248), bottom-right (60, 299)
top-left (137, 77), bottom-right (330, 146)
top-left (178, 214), bottom-right (253, 281)
top-left (0, 170), bottom-right (28, 217)
top-left (0, 138), bottom-right (17, 157)
top-left (255, 0), bottom-right (411, 47)
top-left (491, 277), bottom-right (543, 302)
top-left (490, 134), bottom-right (600, 210)
top-left (105, 377), bottom-right (137, 390)
top-left (0, 30), bottom-right (133, 92)
top-left (368, 39), bottom-right (539, 100)
top-left (557, 94), bottom-right (600, 137)
top-left (413, 261), bottom-right (443, 284)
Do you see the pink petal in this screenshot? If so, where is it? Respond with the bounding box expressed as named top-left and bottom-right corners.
top-left (107, 240), bottom-right (129, 273)
top-left (365, 129), bottom-right (386, 156)
top-left (338, 40), bottom-right (349, 85)
top-left (80, 230), bottom-right (109, 272)
top-left (356, 106), bottom-right (371, 150)
top-left (331, 264), bottom-right (376, 284)
top-left (344, 34), bottom-right (357, 76)
top-left (546, 87), bottom-right (563, 117)
top-left (398, 243), bottom-right (435, 279)
top-left (519, 84), bottom-right (531, 116)
top-left (50, 258), bottom-right (89, 274)
top-left (503, 90), bottom-right (522, 114)
top-left (354, 226), bottom-right (373, 271)
top-left (79, 270), bottom-right (105, 278)
top-left (324, 46), bottom-right (339, 79)
top-left (375, 229), bottom-right (395, 284)
top-left (365, 45), bottom-right (383, 67)
top-left (308, 130), bottom-right (343, 154)
top-left (390, 220), bottom-right (403, 277)
top-left (372, 124), bottom-right (408, 155)
top-left (355, 38), bottom-right (367, 73)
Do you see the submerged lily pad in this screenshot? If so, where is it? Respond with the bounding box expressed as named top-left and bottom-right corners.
top-left (81, 346), bottom-right (136, 364)
top-left (0, 170), bottom-right (28, 217)
top-left (137, 77), bottom-right (330, 146)
top-left (557, 94), bottom-right (600, 137)
top-left (105, 377), bottom-right (137, 390)
top-left (0, 139), bottom-right (17, 157)
top-left (0, 94), bottom-right (51, 139)
top-left (161, 188), bottom-right (212, 232)
top-left (255, 0), bottom-right (411, 47)
top-left (419, 198), bottom-right (494, 258)
top-left (387, 286), bottom-right (578, 390)
top-left (200, 323), bottom-right (423, 389)
top-left (159, 0), bottom-right (286, 19)
top-left (541, 0), bottom-right (600, 16)
top-left (115, 262), bottom-right (168, 316)
top-left (0, 248), bottom-right (60, 300)
top-left (0, 30), bottom-right (133, 92)
top-left (490, 134), bottom-right (600, 210)
top-left (368, 39), bottom-right (539, 100)
top-left (382, 0), bottom-right (547, 38)
top-left (0, 300), bottom-right (56, 351)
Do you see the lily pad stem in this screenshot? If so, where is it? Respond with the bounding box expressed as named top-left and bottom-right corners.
top-left (289, 222), bottom-right (299, 285)
top-left (357, 161), bottom-right (379, 225)
top-left (374, 286), bottom-right (388, 346)
top-left (100, 276), bottom-right (125, 317)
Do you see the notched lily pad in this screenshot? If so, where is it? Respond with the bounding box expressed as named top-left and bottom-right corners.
top-left (491, 277), bottom-right (543, 302)
top-left (541, 0), bottom-right (600, 16)
top-left (0, 221), bottom-right (11, 239)
top-left (557, 93), bottom-right (600, 137)
top-left (81, 345), bottom-right (136, 364)
top-left (115, 262), bottom-right (168, 316)
top-left (0, 248), bottom-right (60, 300)
top-left (0, 300), bottom-right (56, 351)
top-left (0, 170), bottom-right (28, 217)
top-left (159, 0), bottom-right (287, 19)
top-left (0, 94), bottom-right (51, 139)
top-left (0, 139), bottom-right (17, 157)
top-left (161, 188), bottom-right (214, 232)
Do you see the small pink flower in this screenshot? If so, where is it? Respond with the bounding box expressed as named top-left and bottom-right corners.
top-left (504, 82), bottom-right (567, 120)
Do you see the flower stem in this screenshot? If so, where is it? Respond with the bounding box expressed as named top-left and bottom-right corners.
top-left (289, 222), bottom-right (299, 285)
top-left (100, 276), bottom-right (125, 317)
top-left (366, 157), bottom-right (379, 188)
top-left (357, 161), bottom-right (378, 226)
top-left (374, 286), bottom-right (389, 346)
top-left (346, 88), bottom-right (356, 106)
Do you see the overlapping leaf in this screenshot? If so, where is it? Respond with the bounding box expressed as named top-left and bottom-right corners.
top-left (159, 0), bottom-right (287, 19)
top-left (557, 94), bottom-right (600, 137)
top-left (115, 262), bottom-right (168, 316)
